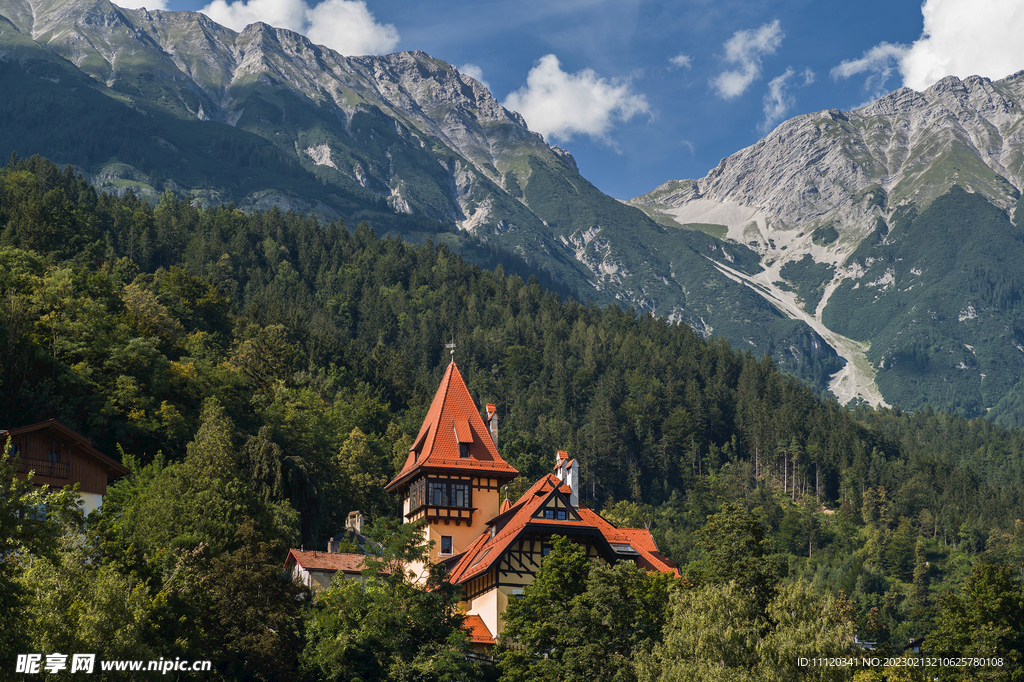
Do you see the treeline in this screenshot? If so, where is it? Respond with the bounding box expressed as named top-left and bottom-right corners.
top-left (2, 155), bottom-right (1024, 678)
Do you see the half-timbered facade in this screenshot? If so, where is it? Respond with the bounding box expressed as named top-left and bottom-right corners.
top-left (386, 363), bottom-right (679, 645)
top-left (2, 419), bottom-right (129, 515)
top-left (446, 453), bottom-right (679, 640)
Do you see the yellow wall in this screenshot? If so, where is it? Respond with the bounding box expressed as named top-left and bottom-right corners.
top-left (422, 480), bottom-right (501, 564)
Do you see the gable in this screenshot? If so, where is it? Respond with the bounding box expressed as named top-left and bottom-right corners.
top-left (530, 489), bottom-right (581, 522)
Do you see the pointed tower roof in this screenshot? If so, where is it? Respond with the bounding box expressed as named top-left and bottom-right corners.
top-left (385, 362), bottom-right (518, 492)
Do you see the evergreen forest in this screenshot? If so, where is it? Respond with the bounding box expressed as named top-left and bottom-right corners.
top-left (2, 155), bottom-right (1023, 681)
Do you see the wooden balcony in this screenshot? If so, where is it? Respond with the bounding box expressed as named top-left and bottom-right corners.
top-left (16, 457), bottom-right (69, 479)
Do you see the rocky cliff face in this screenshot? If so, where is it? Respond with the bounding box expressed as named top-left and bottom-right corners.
top-left (631, 71), bottom-right (1024, 418)
top-left (2, 0), bottom-right (561, 228)
top-left (633, 72), bottom-right (1024, 265)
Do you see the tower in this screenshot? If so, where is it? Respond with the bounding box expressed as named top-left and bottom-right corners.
top-left (384, 362), bottom-right (518, 581)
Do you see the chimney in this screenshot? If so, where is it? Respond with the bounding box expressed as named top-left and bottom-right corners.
top-left (554, 451), bottom-right (578, 508)
top-left (486, 404), bottom-right (499, 447)
top-left (567, 458), bottom-right (579, 508)
top-left (327, 537), bottom-right (340, 553)
top-left (346, 510), bottom-right (362, 535)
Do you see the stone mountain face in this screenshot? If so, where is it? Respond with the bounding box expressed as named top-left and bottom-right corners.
top-left (631, 71), bottom-right (1024, 421)
top-left (0, 0), bottom-right (847, 392)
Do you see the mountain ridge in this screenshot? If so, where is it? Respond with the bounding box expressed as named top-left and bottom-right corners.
top-left (632, 69), bottom-right (1024, 420)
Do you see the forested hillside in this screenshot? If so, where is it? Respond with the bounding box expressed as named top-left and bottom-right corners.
top-left (2, 156), bottom-right (1023, 680)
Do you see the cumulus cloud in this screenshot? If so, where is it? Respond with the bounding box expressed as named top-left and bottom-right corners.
top-left (669, 53), bottom-right (692, 69)
top-left (199, 0), bottom-right (399, 55)
top-left (460, 63), bottom-right (490, 90)
top-left (761, 67), bottom-right (795, 132)
top-left (901, 0), bottom-right (1024, 90)
top-left (503, 54), bottom-right (650, 144)
top-left (834, 0), bottom-right (1024, 96)
top-left (711, 19), bottom-right (784, 98)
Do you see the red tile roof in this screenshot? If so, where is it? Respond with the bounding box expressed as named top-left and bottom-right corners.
top-left (385, 363), bottom-right (518, 492)
top-left (446, 473), bottom-right (679, 585)
top-left (284, 549), bottom-right (367, 574)
top-left (463, 615), bottom-right (495, 644)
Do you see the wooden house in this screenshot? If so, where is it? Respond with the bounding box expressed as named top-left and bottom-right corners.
top-left (2, 419), bottom-right (129, 515)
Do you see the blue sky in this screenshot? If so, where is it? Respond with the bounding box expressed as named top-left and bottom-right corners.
top-left (147, 0), bottom-right (1024, 200)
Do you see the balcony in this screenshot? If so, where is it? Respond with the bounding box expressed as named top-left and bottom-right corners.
top-left (16, 457), bottom-right (69, 479)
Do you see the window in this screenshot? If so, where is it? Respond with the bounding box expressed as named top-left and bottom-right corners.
top-left (544, 509), bottom-right (555, 519)
top-left (426, 480), bottom-right (471, 508)
top-left (512, 588), bottom-right (525, 599)
top-left (429, 481), bottom-right (447, 506)
top-left (459, 442), bottom-right (470, 458)
top-left (10, 444), bottom-right (20, 457)
top-left (557, 510), bottom-right (567, 520)
top-left (451, 482), bottom-right (469, 507)
top-left (409, 479), bottom-right (426, 512)
top-left (542, 544), bottom-right (552, 557)
top-left (48, 450), bottom-right (59, 463)
top-left (440, 536), bottom-right (453, 555)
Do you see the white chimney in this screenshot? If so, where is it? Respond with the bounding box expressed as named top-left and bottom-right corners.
top-left (567, 458), bottom-right (579, 508)
top-left (346, 510), bottom-right (362, 535)
top-left (553, 451), bottom-right (578, 508)
top-left (486, 404), bottom-right (499, 447)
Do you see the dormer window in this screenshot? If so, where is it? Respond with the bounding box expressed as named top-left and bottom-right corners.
top-left (453, 419), bottom-right (472, 458)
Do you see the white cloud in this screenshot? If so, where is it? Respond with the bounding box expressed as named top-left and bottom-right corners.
top-left (901, 0), bottom-right (1024, 90)
top-left (503, 54), bottom-right (650, 144)
top-left (460, 63), bottom-right (490, 90)
top-left (830, 42), bottom-right (908, 100)
top-left (711, 20), bottom-right (784, 98)
top-left (199, 0), bottom-right (398, 55)
top-left (680, 139), bottom-right (695, 154)
top-left (761, 67), bottom-right (795, 132)
top-left (801, 67), bottom-right (815, 85)
top-left (834, 0), bottom-right (1024, 96)
top-left (670, 54), bottom-right (692, 69)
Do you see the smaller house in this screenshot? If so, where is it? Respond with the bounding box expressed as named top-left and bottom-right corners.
top-left (284, 549), bottom-right (369, 590)
top-left (2, 419), bottom-right (129, 515)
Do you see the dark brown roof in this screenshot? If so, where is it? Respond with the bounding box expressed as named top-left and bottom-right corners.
top-left (1, 419), bottom-right (129, 477)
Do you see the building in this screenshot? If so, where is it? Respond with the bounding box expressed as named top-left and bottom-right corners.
top-left (284, 549), bottom-right (369, 589)
top-left (283, 511), bottom-right (375, 589)
top-left (385, 362), bottom-right (679, 645)
top-left (2, 419), bottom-right (129, 515)
top-left (383, 361), bottom-right (520, 584)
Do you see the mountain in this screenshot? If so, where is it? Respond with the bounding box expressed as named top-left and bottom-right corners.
top-left (631, 72), bottom-right (1024, 422)
top-left (0, 0), bottom-right (841, 388)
